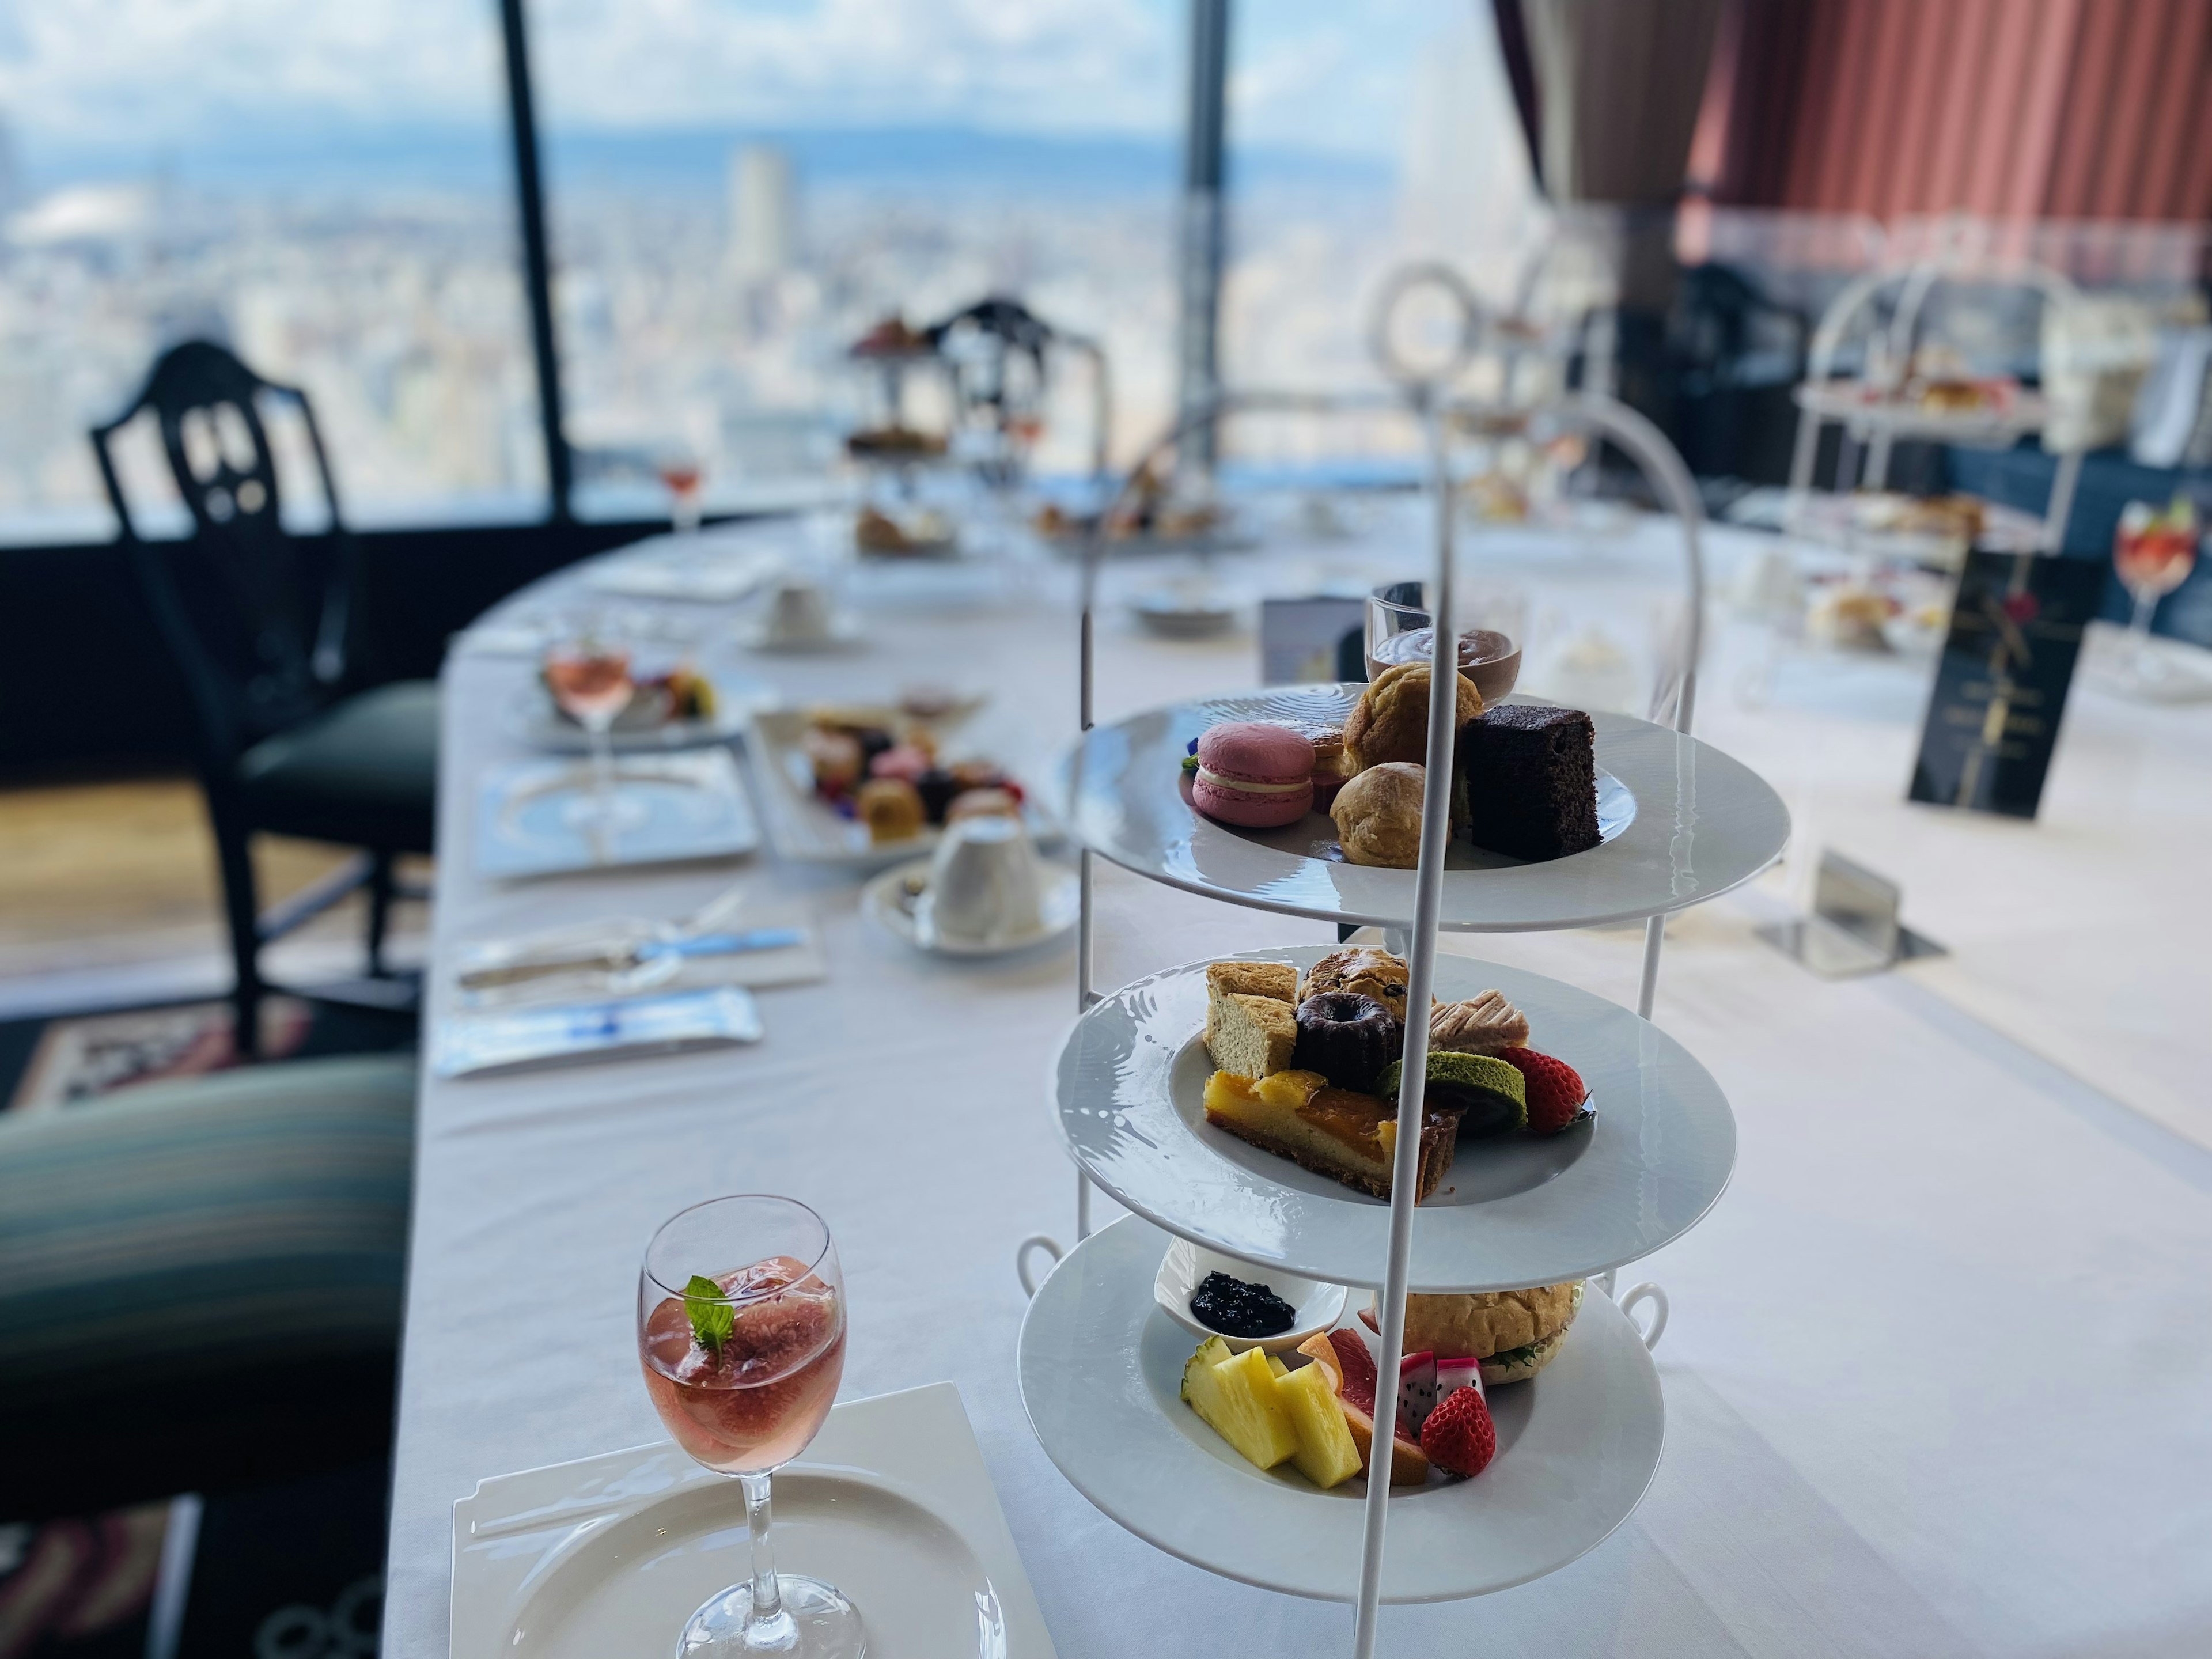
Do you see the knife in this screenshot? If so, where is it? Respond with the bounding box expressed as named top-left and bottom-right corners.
top-left (458, 927), bottom-right (805, 989)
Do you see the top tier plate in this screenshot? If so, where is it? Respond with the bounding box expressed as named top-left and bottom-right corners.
top-left (1058, 687), bottom-right (1790, 931)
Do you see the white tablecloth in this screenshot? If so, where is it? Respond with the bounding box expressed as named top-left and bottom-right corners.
top-left (383, 512), bottom-right (2212, 1657)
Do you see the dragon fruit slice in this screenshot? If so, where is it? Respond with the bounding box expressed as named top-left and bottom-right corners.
top-left (1396, 1350), bottom-right (1437, 1437)
top-left (1435, 1354), bottom-right (1486, 1409)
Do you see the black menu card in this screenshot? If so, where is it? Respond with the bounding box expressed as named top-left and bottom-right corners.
top-left (1908, 548), bottom-right (2106, 819)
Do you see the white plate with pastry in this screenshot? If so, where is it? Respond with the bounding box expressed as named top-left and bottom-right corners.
top-left (1056, 685), bottom-right (1789, 932)
top-left (1019, 1215), bottom-right (1665, 1603)
top-left (1052, 946), bottom-right (1734, 1292)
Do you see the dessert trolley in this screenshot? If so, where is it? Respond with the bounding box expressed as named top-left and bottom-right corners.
top-left (1015, 264), bottom-right (1790, 1652)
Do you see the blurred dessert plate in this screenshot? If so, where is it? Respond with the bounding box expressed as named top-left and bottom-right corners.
top-left (1134, 584), bottom-right (1238, 639)
top-left (747, 705), bottom-right (1055, 869)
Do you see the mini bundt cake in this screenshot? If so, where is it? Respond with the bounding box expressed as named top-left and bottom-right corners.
top-left (1291, 992), bottom-right (1404, 1092)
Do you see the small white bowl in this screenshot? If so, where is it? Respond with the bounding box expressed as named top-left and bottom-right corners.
top-left (1152, 1238), bottom-right (1349, 1356)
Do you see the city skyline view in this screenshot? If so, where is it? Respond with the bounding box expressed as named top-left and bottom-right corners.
top-left (0, 0), bottom-right (1540, 540)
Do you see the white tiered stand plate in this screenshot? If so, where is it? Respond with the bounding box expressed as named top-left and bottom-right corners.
top-left (1056, 946), bottom-right (1735, 1291)
top-left (1058, 688), bottom-right (1790, 931)
top-left (1020, 1215), bottom-right (1665, 1603)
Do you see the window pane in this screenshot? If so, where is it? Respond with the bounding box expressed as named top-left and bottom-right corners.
top-left (1224, 0), bottom-right (1543, 464)
top-left (529, 0), bottom-right (1182, 517)
top-left (0, 1), bottom-right (544, 541)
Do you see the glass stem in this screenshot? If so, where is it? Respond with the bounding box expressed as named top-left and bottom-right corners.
top-left (2128, 585), bottom-right (2157, 642)
top-left (589, 719), bottom-right (618, 851)
top-left (741, 1471), bottom-right (786, 1632)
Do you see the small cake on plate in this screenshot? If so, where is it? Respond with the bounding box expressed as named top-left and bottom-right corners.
top-left (1429, 990), bottom-right (1529, 1055)
top-left (1202, 1069), bottom-right (1463, 1202)
top-left (1203, 961), bottom-right (1298, 1078)
top-left (1297, 948), bottom-right (1411, 1021)
top-left (1457, 704), bottom-right (1601, 861)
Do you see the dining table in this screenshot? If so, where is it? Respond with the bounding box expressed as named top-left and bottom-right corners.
top-left (382, 498), bottom-right (2212, 1657)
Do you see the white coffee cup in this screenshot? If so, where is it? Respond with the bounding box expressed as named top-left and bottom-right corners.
top-left (762, 577), bottom-right (834, 646)
top-left (916, 815), bottom-right (1045, 948)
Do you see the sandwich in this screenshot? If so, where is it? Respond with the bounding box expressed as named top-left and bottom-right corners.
top-left (1361, 1281), bottom-right (1584, 1384)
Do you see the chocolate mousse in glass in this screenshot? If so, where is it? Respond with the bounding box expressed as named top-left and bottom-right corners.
top-left (1363, 584), bottom-right (1524, 704)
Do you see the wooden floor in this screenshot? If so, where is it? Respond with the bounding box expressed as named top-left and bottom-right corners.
top-left (0, 775), bottom-right (425, 981)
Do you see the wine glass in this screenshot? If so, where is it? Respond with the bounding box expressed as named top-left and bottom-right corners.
top-left (2112, 498), bottom-right (2199, 686)
top-left (639, 1196), bottom-right (861, 1658)
top-left (660, 450), bottom-right (704, 537)
top-left (543, 624), bottom-right (635, 852)
top-left (1363, 581), bottom-right (1527, 704)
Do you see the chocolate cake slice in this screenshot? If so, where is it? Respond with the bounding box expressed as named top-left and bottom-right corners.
top-left (1457, 704), bottom-right (1601, 861)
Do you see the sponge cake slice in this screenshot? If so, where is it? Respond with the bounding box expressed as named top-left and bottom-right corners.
top-left (1204, 960), bottom-right (1298, 1078)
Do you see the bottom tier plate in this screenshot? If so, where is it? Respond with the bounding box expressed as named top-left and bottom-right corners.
top-left (1018, 1215), bottom-right (1664, 1604)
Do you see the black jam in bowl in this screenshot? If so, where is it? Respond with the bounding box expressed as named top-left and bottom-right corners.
top-left (1189, 1271), bottom-right (1296, 1338)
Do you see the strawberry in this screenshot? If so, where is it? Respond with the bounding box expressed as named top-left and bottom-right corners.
top-left (1494, 1046), bottom-right (1587, 1135)
top-left (1419, 1382), bottom-right (1497, 1478)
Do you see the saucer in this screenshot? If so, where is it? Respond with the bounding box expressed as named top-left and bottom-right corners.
top-left (862, 858), bottom-right (1080, 956)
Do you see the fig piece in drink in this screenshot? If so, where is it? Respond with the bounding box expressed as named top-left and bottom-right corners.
top-left (640, 1255), bottom-right (846, 1474)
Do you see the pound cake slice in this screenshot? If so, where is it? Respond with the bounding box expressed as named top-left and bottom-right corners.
top-left (1203, 960), bottom-right (1299, 1078)
top-left (1202, 1070), bottom-right (1462, 1202)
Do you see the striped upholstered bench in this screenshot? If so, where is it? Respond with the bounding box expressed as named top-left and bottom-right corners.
top-left (0, 1052), bottom-right (415, 1519)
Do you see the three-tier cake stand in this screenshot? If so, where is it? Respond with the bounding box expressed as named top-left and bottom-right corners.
top-left (1014, 264), bottom-right (1790, 1652)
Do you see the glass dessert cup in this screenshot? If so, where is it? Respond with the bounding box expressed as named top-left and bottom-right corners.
top-left (543, 627), bottom-right (639, 850)
top-left (638, 1195), bottom-right (862, 1658)
top-left (1364, 582), bottom-right (1526, 704)
top-left (2110, 499), bottom-right (2199, 693)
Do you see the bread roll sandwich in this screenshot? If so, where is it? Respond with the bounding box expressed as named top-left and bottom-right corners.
top-left (1361, 1281), bottom-right (1584, 1384)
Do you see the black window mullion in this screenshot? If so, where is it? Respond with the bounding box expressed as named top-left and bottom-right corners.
top-left (497, 0), bottom-right (573, 521)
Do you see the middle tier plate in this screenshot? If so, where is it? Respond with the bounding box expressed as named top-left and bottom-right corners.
top-left (1058, 686), bottom-right (1790, 930)
top-left (1055, 947), bottom-right (1735, 1291)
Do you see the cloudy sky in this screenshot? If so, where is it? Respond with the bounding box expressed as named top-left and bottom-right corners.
top-left (0, 0), bottom-right (1479, 161)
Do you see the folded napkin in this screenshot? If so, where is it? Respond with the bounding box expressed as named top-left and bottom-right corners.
top-left (433, 986), bottom-right (764, 1078)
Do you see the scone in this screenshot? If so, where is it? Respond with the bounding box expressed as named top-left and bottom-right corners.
top-left (1203, 961), bottom-right (1299, 1078)
top-left (1297, 948), bottom-right (1410, 1020)
top-left (855, 778), bottom-right (925, 843)
top-left (1343, 662), bottom-right (1483, 769)
top-left (1331, 763), bottom-right (1426, 868)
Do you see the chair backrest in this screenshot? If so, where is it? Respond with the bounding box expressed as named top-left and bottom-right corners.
top-left (90, 341), bottom-right (356, 763)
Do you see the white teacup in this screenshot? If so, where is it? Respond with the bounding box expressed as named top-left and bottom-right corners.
top-left (917, 815), bottom-right (1045, 948)
top-left (762, 578), bottom-right (834, 646)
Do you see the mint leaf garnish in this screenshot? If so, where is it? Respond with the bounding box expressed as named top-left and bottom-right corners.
top-left (683, 1274), bottom-right (734, 1354)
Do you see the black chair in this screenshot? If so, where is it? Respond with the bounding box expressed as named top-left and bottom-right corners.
top-left (90, 340), bottom-right (435, 1056)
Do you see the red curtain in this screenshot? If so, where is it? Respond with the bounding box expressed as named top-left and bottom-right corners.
top-left (1707, 0), bottom-right (2212, 221)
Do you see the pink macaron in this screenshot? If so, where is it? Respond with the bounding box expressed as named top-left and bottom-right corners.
top-left (1191, 721), bottom-right (1316, 828)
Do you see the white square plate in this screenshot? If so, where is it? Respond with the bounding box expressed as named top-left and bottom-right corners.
top-left (476, 749), bottom-right (761, 878)
top-left (451, 1382), bottom-right (1056, 1659)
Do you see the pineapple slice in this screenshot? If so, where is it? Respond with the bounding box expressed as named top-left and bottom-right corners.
top-left (1266, 1354), bottom-right (1290, 1378)
top-left (1185, 1343), bottom-right (1300, 1470)
top-left (1276, 1359), bottom-right (1363, 1489)
top-left (1180, 1336), bottom-right (1234, 1404)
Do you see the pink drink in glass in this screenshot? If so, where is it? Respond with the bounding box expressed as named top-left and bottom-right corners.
top-left (544, 649), bottom-right (634, 726)
top-left (639, 1256), bottom-right (846, 1475)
